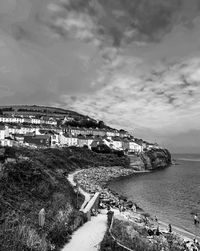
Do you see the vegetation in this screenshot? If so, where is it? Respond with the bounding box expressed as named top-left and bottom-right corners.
top-left (0, 105), bottom-right (93, 121)
top-left (0, 104), bottom-right (118, 130)
top-left (92, 145), bottom-right (125, 157)
top-left (1, 107), bottom-right (14, 112)
top-left (0, 146), bottom-right (129, 251)
top-left (100, 218), bottom-right (186, 251)
top-left (63, 118), bottom-right (113, 130)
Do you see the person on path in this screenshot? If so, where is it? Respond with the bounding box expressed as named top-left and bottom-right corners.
top-left (168, 224), bottom-right (172, 233)
top-left (144, 216), bottom-right (148, 226)
top-left (193, 214), bottom-right (199, 226)
top-left (155, 226), bottom-right (160, 236)
top-left (131, 204), bottom-right (137, 213)
top-left (107, 208), bottom-right (114, 227)
top-left (118, 203), bottom-right (122, 213)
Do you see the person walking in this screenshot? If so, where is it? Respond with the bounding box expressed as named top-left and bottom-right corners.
top-left (193, 213), bottom-right (199, 241)
top-left (155, 226), bottom-right (160, 236)
top-left (168, 224), bottom-right (172, 233)
top-left (193, 214), bottom-right (199, 226)
top-left (107, 208), bottom-right (114, 227)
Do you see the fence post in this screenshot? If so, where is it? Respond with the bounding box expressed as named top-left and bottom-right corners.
top-left (39, 208), bottom-right (45, 228)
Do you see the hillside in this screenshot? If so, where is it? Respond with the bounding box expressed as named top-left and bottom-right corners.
top-left (0, 105), bottom-right (92, 120)
top-left (0, 146), bottom-right (130, 251)
top-left (0, 105), bottom-right (115, 130)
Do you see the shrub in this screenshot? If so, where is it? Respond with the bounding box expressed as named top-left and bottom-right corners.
top-left (0, 146), bottom-right (130, 250)
top-left (101, 218), bottom-right (187, 251)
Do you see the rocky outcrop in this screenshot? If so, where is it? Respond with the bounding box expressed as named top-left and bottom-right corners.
top-left (140, 148), bottom-right (171, 170)
top-left (129, 149), bottom-right (171, 171)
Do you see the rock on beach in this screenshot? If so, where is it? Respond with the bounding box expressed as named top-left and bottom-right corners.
top-left (74, 166), bottom-right (135, 202)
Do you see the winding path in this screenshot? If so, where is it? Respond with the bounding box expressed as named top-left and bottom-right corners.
top-left (67, 170), bottom-right (91, 211)
top-left (62, 212), bottom-right (107, 251)
top-left (62, 171), bottom-right (108, 251)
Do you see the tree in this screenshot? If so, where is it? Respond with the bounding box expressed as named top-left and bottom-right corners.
top-left (98, 120), bottom-right (105, 128)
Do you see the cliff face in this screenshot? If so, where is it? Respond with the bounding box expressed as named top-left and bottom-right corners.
top-left (140, 148), bottom-right (171, 170)
top-left (129, 149), bottom-right (171, 171)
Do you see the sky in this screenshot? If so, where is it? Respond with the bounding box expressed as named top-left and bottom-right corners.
top-left (0, 0), bottom-right (200, 153)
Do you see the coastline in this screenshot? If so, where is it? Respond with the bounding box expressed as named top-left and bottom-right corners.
top-left (73, 165), bottom-right (199, 245)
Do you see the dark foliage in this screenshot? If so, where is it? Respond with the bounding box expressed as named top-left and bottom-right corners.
top-left (0, 146), bottom-right (129, 250)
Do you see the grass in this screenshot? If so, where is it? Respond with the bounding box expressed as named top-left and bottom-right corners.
top-left (100, 218), bottom-right (187, 251)
top-left (0, 146), bottom-right (129, 251)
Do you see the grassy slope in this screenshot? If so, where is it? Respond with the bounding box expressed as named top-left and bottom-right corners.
top-left (0, 147), bottom-right (129, 251)
top-left (100, 218), bottom-right (185, 251)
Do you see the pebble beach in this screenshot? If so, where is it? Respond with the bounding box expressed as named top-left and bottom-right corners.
top-left (73, 166), bottom-right (200, 250)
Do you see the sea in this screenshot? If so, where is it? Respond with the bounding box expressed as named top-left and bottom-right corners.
top-left (109, 154), bottom-right (200, 237)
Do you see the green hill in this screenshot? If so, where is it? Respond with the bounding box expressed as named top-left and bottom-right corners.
top-left (0, 105), bottom-right (115, 130)
top-left (0, 105), bottom-right (92, 120)
top-left (0, 146), bottom-right (130, 251)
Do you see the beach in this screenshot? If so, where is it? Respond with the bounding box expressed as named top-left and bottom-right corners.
top-left (73, 165), bottom-right (200, 249)
top-left (109, 154), bottom-right (200, 241)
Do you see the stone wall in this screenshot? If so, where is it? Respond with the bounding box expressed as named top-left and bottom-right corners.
top-left (81, 192), bottom-right (100, 221)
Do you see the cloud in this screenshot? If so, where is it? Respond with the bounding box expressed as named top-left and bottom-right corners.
top-left (1, 0), bottom-right (200, 153)
top-left (40, 0), bottom-right (187, 99)
top-left (61, 55), bottom-right (200, 137)
top-left (44, 0), bottom-right (183, 48)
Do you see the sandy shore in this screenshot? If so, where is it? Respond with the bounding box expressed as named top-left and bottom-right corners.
top-left (159, 220), bottom-right (200, 242)
top-left (73, 166), bottom-right (199, 248)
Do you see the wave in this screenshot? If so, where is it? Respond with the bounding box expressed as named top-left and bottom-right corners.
top-left (176, 158), bottom-right (200, 162)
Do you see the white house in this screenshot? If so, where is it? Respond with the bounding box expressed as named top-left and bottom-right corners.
top-left (0, 116), bottom-right (24, 124)
top-left (102, 138), bottom-right (113, 148)
top-left (0, 116), bottom-right (12, 123)
top-left (129, 141), bottom-right (143, 153)
top-left (106, 130), bottom-right (116, 137)
top-left (77, 136), bottom-right (94, 148)
top-left (50, 133), bottom-right (60, 147)
top-left (0, 125), bottom-right (5, 140)
top-left (111, 137), bottom-right (123, 150)
top-left (146, 143), bottom-right (161, 150)
top-left (1, 136), bottom-right (14, 147)
top-left (62, 116), bottom-right (74, 123)
top-left (48, 118), bottom-right (57, 126)
top-left (31, 118), bottom-right (42, 124)
top-left (43, 118), bottom-right (57, 126)
top-left (59, 134), bottom-right (78, 147)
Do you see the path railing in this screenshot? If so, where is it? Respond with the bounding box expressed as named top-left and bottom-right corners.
top-left (108, 216), bottom-right (135, 251)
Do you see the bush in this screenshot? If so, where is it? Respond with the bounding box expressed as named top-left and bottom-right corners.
top-left (100, 218), bottom-right (187, 251)
top-left (0, 146), bottom-right (129, 250)
top-left (47, 221), bottom-right (72, 249)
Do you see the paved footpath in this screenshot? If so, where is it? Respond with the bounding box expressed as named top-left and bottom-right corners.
top-left (67, 171), bottom-right (91, 211)
top-left (61, 213), bottom-right (107, 251)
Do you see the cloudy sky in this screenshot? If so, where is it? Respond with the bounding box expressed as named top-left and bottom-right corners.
top-left (1, 0), bottom-right (200, 153)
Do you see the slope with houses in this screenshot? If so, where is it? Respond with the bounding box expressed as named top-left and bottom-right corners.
top-left (0, 106), bottom-right (161, 153)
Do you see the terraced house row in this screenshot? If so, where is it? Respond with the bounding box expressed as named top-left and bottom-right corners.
top-left (0, 115), bottom-right (57, 125)
top-left (0, 124), bottom-right (160, 154)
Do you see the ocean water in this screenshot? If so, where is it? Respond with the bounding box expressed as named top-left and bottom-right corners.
top-left (109, 154), bottom-right (200, 236)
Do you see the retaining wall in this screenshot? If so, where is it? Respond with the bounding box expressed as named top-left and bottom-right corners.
top-left (81, 192), bottom-right (100, 221)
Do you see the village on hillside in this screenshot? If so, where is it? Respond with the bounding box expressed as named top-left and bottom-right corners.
top-left (0, 113), bottom-right (161, 153)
